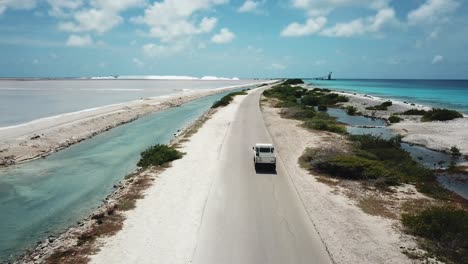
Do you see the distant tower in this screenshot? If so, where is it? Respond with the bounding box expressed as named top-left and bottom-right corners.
top-left (327, 72), bottom-right (332, 80)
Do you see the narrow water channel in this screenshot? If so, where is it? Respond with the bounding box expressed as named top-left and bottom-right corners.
top-left (0, 90), bottom-right (237, 261)
top-left (325, 107), bottom-right (468, 199)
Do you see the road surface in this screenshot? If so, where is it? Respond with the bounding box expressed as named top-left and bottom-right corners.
top-left (191, 88), bottom-right (332, 264)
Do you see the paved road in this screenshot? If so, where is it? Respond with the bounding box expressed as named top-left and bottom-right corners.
top-left (192, 88), bottom-right (333, 264)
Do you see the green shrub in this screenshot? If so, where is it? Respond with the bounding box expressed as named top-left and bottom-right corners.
top-left (137, 144), bottom-right (184, 168)
top-left (421, 108), bottom-right (463, 122)
top-left (318, 105), bottom-right (328, 111)
top-left (346, 106), bottom-right (358, 115)
top-left (305, 119), bottom-right (347, 134)
top-left (281, 107), bottom-right (316, 120)
top-left (450, 146), bottom-right (462, 157)
top-left (211, 91), bottom-right (247, 108)
top-left (388, 115), bottom-right (402, 123)
top-left (402, 206), bottom-right (468, 263)
top-left (366, 101), bottom-right (392, 111)
top-left (312, 88), bottom-right (331, 93)
top-left (283, 79), bottom-right (304, 85)
top-left (402, 109), bottom-right (427, 115)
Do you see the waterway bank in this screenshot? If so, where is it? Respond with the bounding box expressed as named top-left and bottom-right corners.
top-left (0, 81), bottom-right (273, 167)
top-left (0, 89), bottom-right (253, 262)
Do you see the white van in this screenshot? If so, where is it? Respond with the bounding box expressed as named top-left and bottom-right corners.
top-left (253, 143), bottom-right (276, 170)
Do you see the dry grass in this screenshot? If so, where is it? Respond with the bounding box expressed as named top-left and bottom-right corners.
top-left (357, 196), bottom-right (398, 219)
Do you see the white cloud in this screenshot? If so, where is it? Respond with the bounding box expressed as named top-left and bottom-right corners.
top-left (238, 0), bottom-right (260, 13)
top-left (270, 63), bottom-right (285, 70)
top-left (291, 0), bottom-right (389, 16)
top-left (408, 0), bottom-right (459, 25)
top-left (132, 58), bottom-right (145, 67)
top-left (0, 0), bottom-right (36, 15)
top-left (432, 55), bottom-right (443, 64)
top-left (59, 9), bottom-right (123, 33)
top-left (281, 17), bottom-right (327, 37)
top-left (66, 34), bottom-right (93, 46)
top-left (56, 0), bottom-right (143, 33)
top-left (211, 28), bottom-right (235, 44)
top-left (132, 0), bottom-right (227, 42)
top-left (47, 0), bottom-right (83, 17)
top-left (321, 7), bottom-right (395, 37)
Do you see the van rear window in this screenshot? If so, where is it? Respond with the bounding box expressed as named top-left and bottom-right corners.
top-left (259, 148), bottom-right (272, 153)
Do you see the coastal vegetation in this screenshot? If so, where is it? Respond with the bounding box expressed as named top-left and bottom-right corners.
top-left (365, 101), bottom-right (392, 111)
top-left (283, 79), bottom-right (304, 85)
top-left (211, 91), bottom-right (248, 108)
top-left (263, 82), bottom-right (347, 134)
top-left (302, 135), bottom-right (445, 192)
top-left (137, 144), bottom-right (184, 168)
top-left (402, 206), bottom-right (468, 263)
top-left (421, 108), bottom-right (463, 122)
top-left (388, 115), bottom-right (402, 123)
top-left (401, 109), bottom-right (427, 115)
top-left (345, 106), bottom-right (358, 115)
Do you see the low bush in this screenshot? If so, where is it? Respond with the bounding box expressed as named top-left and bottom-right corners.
top-left (421, 108), bottom-right (463, 122)
top-left (346, 106), bottom-right (358, 115)
top-left (211, 91), bottom-right (247, 108)
top-left (137, 144), bottom-right (184, 168)
top-left (305, 135), bottom-right (444, 192)
top-left (402, 206), bottom-right (468, 263)
top-left (450, 146), bottom-right (462, 157)
top-left (283, 79), bottom-right (304, 85)
top-left (280, 107), bottom-right (316, 120)
top-left (402, 109), bottom-right (427, 115)
top-left (366, 101), bottom-right (393, 111)
top-left (305, 119), bottom-right (347, 134)
top-left (312, 88), bottom-right (331, 93)
top-left (388, 115), bottom-right (402, 123)
top-left (318, 105), bottom-right (328, 111)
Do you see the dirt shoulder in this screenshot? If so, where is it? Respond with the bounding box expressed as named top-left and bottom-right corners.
top-left (261, 98), bottom-right (424, 264)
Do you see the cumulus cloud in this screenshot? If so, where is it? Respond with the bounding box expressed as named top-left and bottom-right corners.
top-left (432, 55), bottom-right (444, 64)
top-left (132, 0), bottom-right (227, 42)
top-left (0, 0), bottom-right (36, 15)
top-left (57, 0), bottom-right (143, 34)
top-left (408, 0), bottom-right (459, 25)
top-left (238, 0), bottom-right (261, 13)
top-left (211, 28), bottom-right (235, 44)
top-left (59, 9), bottom-right (123, 33)
top-left (47, 0), bottom-right (83, 17)
top-left (281, 17), bottom-right (327, 37)
top-left (66, 34), bottom-right (93, 46)
top-left (291, 0), bottom-right (389, 16)
top-left (321, 7), bottom-right (395, 37)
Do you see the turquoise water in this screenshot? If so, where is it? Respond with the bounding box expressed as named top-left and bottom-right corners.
top-left (0, 90), bottom-right (235, 261)
top-left (308, 79), bottom-right (468, 114)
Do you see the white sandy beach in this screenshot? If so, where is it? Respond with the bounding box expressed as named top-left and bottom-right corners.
top-left (0, 81), bottom-right (273, 166)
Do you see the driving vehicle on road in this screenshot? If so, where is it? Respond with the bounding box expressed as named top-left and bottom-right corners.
top-left (253, 143), bottom-right (276, 170)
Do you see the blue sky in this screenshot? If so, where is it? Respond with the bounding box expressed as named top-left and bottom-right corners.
top-left (0, 0), bottom-right (467, 79)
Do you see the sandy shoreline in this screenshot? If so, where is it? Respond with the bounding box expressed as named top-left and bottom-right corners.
top-left (326, 89), bottom-right (468, 156)
top-left (0, 81), bottom-right (274, 167)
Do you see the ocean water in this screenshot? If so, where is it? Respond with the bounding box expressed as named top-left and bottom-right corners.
top-left (308, 79), bottom-right (468, 114)
top-left (0, 79), bottom-right (257, 127)
top-left (0, 90), bottom-right (238, 261)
